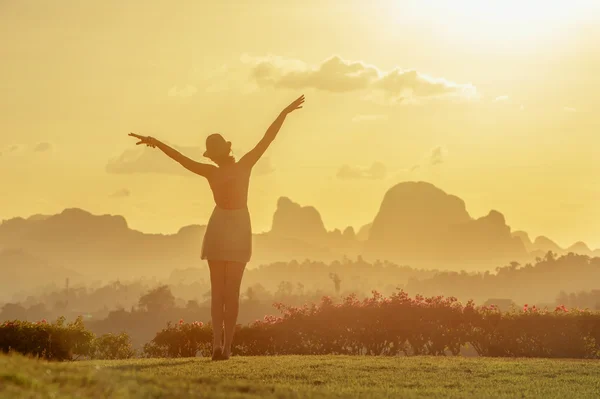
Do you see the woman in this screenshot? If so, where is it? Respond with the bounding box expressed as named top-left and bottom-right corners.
top-left (128, 94), bottom-right (305, 360)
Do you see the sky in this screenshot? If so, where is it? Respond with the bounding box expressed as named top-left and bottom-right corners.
top-left (1, 0), bottom-right (600, 248)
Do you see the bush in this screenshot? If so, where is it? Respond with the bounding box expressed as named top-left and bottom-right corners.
top-left (4, 293), bottom-right (600, 360)
top-left (143, 320), bottom-right (211, 358)
top-left (92, 332), bottom-right (136, 360)
top-left (144, 291), bottom-right (600, 359)
top-left (0, 316), bottom-right (137, 361)
top-left (0, 316), bottom-right (94, 360)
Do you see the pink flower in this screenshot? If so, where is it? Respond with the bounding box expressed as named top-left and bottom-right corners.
top-left (179, 319), bottom-right (184, 325)
top-left (41, 319), bottom-right (47, 324)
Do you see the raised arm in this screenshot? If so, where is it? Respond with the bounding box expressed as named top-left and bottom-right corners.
top-left (239, 95), bottom-right (305, 168)
top-left (128, 133), bottom-right (215, 178)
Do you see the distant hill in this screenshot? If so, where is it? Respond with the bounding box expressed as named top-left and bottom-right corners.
top-left (511, 232), bottom-right (600, 258)
top-left (365, 182), bottom-right (527, 268)
top-left (1, 181), bottom-right (597, 297)
top-left (0, 205), bottom-right (350, 288)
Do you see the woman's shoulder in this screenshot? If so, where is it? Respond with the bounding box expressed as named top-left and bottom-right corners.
top-left (234, 161), bottom-right (252, 174)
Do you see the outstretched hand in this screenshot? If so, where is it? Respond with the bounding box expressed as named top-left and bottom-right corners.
top-left (128, 133), bottom-right (157, 148)
top-left (282, 95), bottom-right (305, 115)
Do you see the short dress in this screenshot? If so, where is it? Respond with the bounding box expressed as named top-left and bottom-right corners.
top-left (201, 205), bottom-right (252, 263)
top-left (200, 163), bottom-right (253, 263)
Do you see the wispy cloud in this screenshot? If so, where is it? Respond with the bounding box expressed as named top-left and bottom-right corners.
top-left (494, 95), bottom-right (510, 102)
top-left (5, 144), bottom-right (22, 153)
top-left (563, 106), bottom-right (577, 113)
top-left (107, 144), bottom-right (275, 177)
top-left (109, 189), bottom-right (131, 199)
top-left (34, 142), bottom-right (53, 152)
top-left (337, 162), bottom-right (387, 180)
top-left (430, 147), bottom-right (446, 166)
top-left (107, 144), bottom-right (205, 176)
top-left (252, 156), bottom-right (276, 176)
top-left (242, 54), bottom-right (477, 102)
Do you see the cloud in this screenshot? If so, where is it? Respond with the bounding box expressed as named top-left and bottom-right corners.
top-left (563, 106), bottom-right (577, 113)
top-left (352, 114), bottom-right (388, 123)
top-left (337, 162), bottom-right (387, 180)
top-left (6, 144), bottom-right (22, 153)
top-left (1, 144), bottom-right (22, 156)
top-left (168, 85), bottom-right (198, 97)
top-left (110, 189), bottom-right (131, 199)
top-left (494, 95), bottom-right (510, 102)
top-left (243, 55), bottom-right (477, 102)
top-left (253, 156), bottom-right (276, 176)
top-left (430, 147), bottom-right (446, 166)
top-left (106, 144), bottom-right (204, 176)
top-left (107, 144), bottom-right (275, 177)
top-left (34, 142), bottom-right (53, 152)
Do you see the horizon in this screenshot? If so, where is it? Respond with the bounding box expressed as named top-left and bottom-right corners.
top-left (1, 180), bottom-right (598, 252)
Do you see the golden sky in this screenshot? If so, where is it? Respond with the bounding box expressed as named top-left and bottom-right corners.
top-left (1, 0), bottom-right (600, 248)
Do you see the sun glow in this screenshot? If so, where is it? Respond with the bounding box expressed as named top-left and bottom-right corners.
top-left (389, 0), bottom-right (598, 47)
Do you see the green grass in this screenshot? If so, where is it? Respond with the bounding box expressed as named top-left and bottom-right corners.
top-left (1, 354), bottom-right (600, 398)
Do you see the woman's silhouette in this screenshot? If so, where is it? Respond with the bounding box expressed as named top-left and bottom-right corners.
top-left (128, 94), bottom-right (305, 360)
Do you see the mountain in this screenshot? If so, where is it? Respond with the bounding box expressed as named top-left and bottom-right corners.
top-left (356, 223), bottom-right (372, 241)
top-left (511, 233), bottom-right (597, 258)
top-left (0, 204), bottom-right (349, 289)
top-left (365, 182), bottom-right (527, 268)
top-left (0, 208), bottom-right (211, 284)
top-left (512, 231), bottom-right (533, 252)
top-left (532, 236), bottom-right (562, 254)
top-left (567, 241), bottom-right (592, 255)
top-left (1, 181), bottom-right (597, 297)
top-left (271, 197), bottom-right (328, 241)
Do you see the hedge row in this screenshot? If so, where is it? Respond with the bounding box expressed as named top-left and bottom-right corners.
top-left (144, 292), bottom-right (600, 359)
top-left (3, 291), bottom-right (600, 360)
top-left (0, 316), bottom-right (135, 360)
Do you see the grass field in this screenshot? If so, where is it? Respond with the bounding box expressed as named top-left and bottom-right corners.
top-left (1, 354), bottom-right (600, 398)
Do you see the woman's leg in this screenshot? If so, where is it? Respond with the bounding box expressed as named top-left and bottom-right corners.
top-left (222, 261), bottom-right (246, 357)
top-left (208, 261), bottom-right (226, 355)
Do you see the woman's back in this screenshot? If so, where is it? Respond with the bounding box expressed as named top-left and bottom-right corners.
top-left (207, 162), bottom-right (251, 210)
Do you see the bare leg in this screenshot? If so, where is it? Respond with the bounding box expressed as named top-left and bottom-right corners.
top-left (208, 261), bottom-right (226, 357)
top-left (222, 261), bottom-right (246, 358)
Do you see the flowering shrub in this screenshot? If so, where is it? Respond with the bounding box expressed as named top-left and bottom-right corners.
top-left (92, 332), bottom-right (136, 360)
top-left (4, 292), bottom-right (600, 360)
top-left (234, 291), bottom-right (472, 356)
top-left (466, 301), bottom-right (600, 358)
top-left (142, 320), bottom-right (211, 358)
top-left (145, 291), bottom-right (600, 359)
top-left (0, 316), bottom-right (95, 360)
